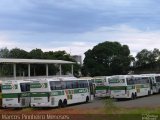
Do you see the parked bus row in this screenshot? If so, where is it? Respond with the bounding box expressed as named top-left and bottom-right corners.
top-left (1, 74), bottom-right (160, 108)
top-left (92, 74), bottom-right (160, 100)
top-left (1, 77), bottom-right (95, 108)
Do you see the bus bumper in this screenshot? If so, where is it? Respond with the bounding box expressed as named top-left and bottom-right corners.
top-left (95, 93), bottom-right (110, 98)
top-left (31, 103), bottom-right (53, 107)
top-left (110, 94), bottom-right (130, 99)
top-left (2, 103), bottom-right (22, 108)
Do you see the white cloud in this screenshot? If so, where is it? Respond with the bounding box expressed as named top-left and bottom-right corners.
top-left (69, 24), bottom-right (160, 57)
top-left (42, 41), bottom-right (96, 60)
top-left (0, 34), bottom-right (17, 49)
top-left (1, 24), bottom-right (160, 60)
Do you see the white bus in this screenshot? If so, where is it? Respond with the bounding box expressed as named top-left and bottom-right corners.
top-left (109, 75), bottom-right (153, 99)
top-left (93, 76), bottom-right (110, 98)
top-left (30, 77), bottom-right (94, 107)
top-left (141, 74), bottom-right (160, 94)
top-left (2, 80), bottom-right (31, 108)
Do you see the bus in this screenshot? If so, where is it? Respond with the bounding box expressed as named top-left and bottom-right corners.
top-left (2, 80), bottom-right (31, 108)
top-left (141, 74), bottom-right (160, 94)
top-left (93, 76), bottom-right (110, 98)
top-left (109, 75), bottom-right (153, 100)
top-left (0, 80), bottom-right (2, 108)
top-left (30, 77), bottom-right (94, 107)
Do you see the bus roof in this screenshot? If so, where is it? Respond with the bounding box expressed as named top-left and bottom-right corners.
top-left (35, 77), bottom-right (91, 82)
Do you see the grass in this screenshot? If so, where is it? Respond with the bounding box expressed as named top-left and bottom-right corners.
top-left (103, 98), bottom-right (160, 114)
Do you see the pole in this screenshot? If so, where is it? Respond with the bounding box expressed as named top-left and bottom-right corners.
top-left (13, 64), bottom-right (16, 79)
top-left (46, 64), bottom-right (48, 77)
top-left (71, 64), bottom-right (73, 75)
top-left (28, 64), bottom-right (30, 78)
top-left (59, 64), bottom-right (62, 76)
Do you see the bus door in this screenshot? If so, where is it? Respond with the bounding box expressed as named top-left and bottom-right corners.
top-left (149, 78), bottom-right (153, 90)
top-left (89, 82), bottom-right (95, 100)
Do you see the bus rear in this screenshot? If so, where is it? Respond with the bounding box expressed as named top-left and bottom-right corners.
top-left (94, 77), bottom-right (110, 97)
top-left (109, 75), bottom-right (129, 99)
top-left (30, 80), bottom-right (51, 107)
top-left (2, 80), bottom-right (30, 108)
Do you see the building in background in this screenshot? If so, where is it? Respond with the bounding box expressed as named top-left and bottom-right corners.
top-left (71, 55), bottom-right (82, 66)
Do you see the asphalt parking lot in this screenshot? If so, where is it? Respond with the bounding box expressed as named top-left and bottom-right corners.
top-left (69, 94), bottom-right (160, 109)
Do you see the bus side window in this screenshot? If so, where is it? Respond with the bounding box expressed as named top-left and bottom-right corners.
top-left (50, 81), bottom-right (56, 90)
top-left (61, 82), bottom-right (66, 89)
top-left (20, 83), bottom-right (26, 92)
top-left (26, 83), bottom-right (30, 91)
top-left (72, 81), bottom-right (78, 88)
top-left (85, 81), bottom-right (89, 87)
top-left (66, 81), bottom-right (73, 89)
top-left (55, 81), bottom-right (62, 90)
top-left (78, 81), bottom-right (82, 88)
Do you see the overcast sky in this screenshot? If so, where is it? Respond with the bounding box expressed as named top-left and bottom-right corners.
top-left (0, 0), bottom-right (160, 58)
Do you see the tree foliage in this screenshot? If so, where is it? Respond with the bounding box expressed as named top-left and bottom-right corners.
top-left (135, 48), bottom-right (160, 72)
top-left (82, 41), bottom-right (133, 76)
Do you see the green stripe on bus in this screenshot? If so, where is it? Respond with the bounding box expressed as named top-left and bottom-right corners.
top-left (110, 86), bottom-right (126, 90)
top-left (74, 88), bottom-right (88, 94)
top-left (2, 93), bottom-right (30, 98)
top-left (21, 92), bottom-right (30, 97)
top-left (2, 93), bottom-right (18, 98)
top-left (51, 91), bottom-right (64, 96)
top-left (110, 84), bottom-right (150, 90)
top-left (95, 86), bottom-right (109, 90)
top-left (31, 88), bottom-right (89, 97)
top-left (30, 92), bottom-right (49, 97)
top-left (127, 85), bottom-right (135, 90)
top-left (2, 85), bottom-right (18, 90)
top-left (135, 84), bottom-right (150, 88)
top-left (30, 83), bottom-right (48, 88)
top-left (95, 79), bottom-right (103, 83)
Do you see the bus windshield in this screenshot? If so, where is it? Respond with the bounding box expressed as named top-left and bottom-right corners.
top-left (20, 83), bottom-right (30, 92)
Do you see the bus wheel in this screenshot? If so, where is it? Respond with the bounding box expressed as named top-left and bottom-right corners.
top-left (86, 96), bottom-right (89, 103)
top-left (131, 93), bottom-right (134, 100)
top-left (134, 93), bottom-right (137, 99)
top-left (58, 100), bottom-right (63, 108)
top-left (63, 99), bottom-right (67, 107)
top-left (148, 91), bottom-right (151, 96)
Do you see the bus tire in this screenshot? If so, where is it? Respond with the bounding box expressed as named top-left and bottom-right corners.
top-left (58, 100), bottom-right (63, 108)
top-left (86, 96), bottom-right (89, 103)
top-left (131, 93), bottom-right (134, 100)
top-left (63, 99), bottom-right (67, 107)
top-left (134, 93), bottom-right (137, 99)
top-left (158, 89), bottom-right (160, 93)
top-left (148, 91), bottom-right (151, 96)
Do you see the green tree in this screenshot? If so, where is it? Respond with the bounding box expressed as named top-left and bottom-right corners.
top-left (135, 48), bottom-right (160, 70)
top-left (82, 41), bottom-right (133, 76)
top-left (9, 48), bottom-right (29, 58)
top-left (29, 48), bottom-right (44, 59)
top-left (0, 47), bottom-right (10, 58)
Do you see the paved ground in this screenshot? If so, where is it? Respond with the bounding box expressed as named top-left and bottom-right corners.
top-left (68, 94), bottom-right (160, 109)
